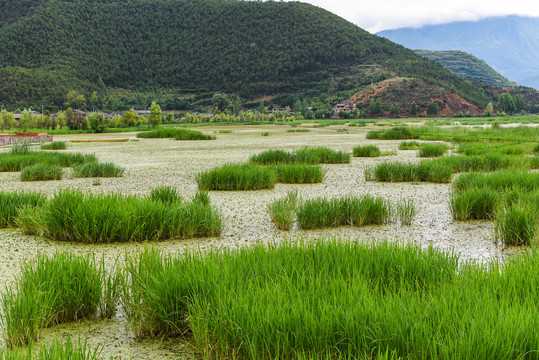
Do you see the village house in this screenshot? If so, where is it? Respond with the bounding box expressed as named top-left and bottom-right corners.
top-left (333, 103), bottom-right (356, 116)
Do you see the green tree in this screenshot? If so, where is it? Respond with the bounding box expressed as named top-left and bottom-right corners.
top-left (497, 92), bottom-right (516, 114)
top-left (88, 112), bottom-right (106, 133)
top-left (55, 111), bottom-right (66, 129)
top-left (165, 113), bottom-right (174, 124)
top-left (65, 90), bottom-right (86, 109)
top-left (410, 101), bottom-right (418, 115)
top-left (123, 108), bottom-right (137, 127)
top-left (426, 102), bottom-right (439, 115)
top-left (19, 110), bottom-right (32, 130)
top-left (65, 108), bottom-right (74, 129)
top-left (0, 109), bottom-right (15, 131)
top-left (389, 103), bottom-right (400, 117)
top-left (233, 96), bottom-right (243, 116)
top-left (149, 102), bottom-right (163, 127)
top-left (212, 93), bottom-right (231, 113)
top-left (258, 101), bottom-right (267, 114)
top-left (368, 98), bottom-right (383, 116)
top-left (483, 102), bottom-right (494, 117)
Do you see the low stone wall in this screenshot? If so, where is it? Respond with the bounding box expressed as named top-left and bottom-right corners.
top-left (0, 133), bottom-right (53, 147)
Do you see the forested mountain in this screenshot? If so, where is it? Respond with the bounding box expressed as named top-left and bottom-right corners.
top-left (378, 16), bottom-right (539, 89)
top-left (0, 0), bottom-right (490, 110)
top-left (414, 50), bottom-right (515, 87)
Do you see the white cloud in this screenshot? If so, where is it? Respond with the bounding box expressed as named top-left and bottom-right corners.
top-left (280, 0), bottom-right (539, 32)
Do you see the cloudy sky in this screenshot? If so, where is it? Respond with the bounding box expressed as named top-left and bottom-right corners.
top-left (282, 0), bottom-right (539, 33)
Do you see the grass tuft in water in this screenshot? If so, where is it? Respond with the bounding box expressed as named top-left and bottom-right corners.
top-left (72, 162), bottom-right (124, 178)
top-left (149, 186), bottom-right (182, 205)
top-left (40, 141), bottom-right (67, 150)
top-left (418, 143), bottom-right (448, 157)
top-left (20, 163), bottom-right (62, 181)
top-left (136, 127), bottom-right (215, 140)
top-left (353, 145), bottom-right (381, 157)
top-left (196, 163), bottom-right (277, 191)
top-left (267, 191), bottom-right (300, 230)
top-left (0, 192), bottom-right (44, 228)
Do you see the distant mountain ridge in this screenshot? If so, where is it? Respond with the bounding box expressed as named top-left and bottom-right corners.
top-left (378, 16), bottom-right (539, 89)
top-left (0, 0), bottom-right (489, 110)
top-left (414, 50), bottom-right (515, 87)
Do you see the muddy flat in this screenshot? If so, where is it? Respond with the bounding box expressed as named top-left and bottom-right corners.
top-left (0, 124), bottom-right (516, 358)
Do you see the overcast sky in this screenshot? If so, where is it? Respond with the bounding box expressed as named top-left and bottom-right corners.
top-left (282, 0), bottom-right (539, 33)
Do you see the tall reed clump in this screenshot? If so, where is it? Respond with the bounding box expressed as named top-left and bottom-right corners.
top-left (275, 164), bottom-right (325, 184)
top-left (18, 189), bottom-right (222, 243)
top-left (396, 198), bottom-right (415, 225)
top-left (40, 141), bottom-right (67, 150)
top-left (450, 171), bottom-right (539, 245)
top-left (365, 161), bottom-right (452, 183)
top-left (295, 147), bottom-right (350, 164)
top-left (296, 195), bottom-right (391, 229)
top-left (120, 241), bottom-right (539, 358)
top-left (149, 186), bottom-right (182, 204)
top-left (72, 162), bottom-right (125, 178)
top-left (398, 141), bottom-right (421, 150)
top-left (0, 192), bottom-right (44, 228)
top-left (250, 147), bottom-right (350, 165)
top-left (0, 151), bottom-right (97, 172)
top-left (366, 126), bottom-right (415, 140)
top-left (353, 145), bottom-right (381, 157)
top-left (196, 164), bottom-right (277, 191)
top-left (418, 143), bottom-right (448, 157)
top-left (20, 163), bottom-right (63, 181)
top-left (267, 191), bottom-right (300, 230)
top-left (450, 187), bottom-right (500, 220)
top-left (0, 252), bottom-right (107, 347)
top-left (136, 127), bottom-right (215, 140)
top-left (0, 335), bottom-right (102, 359)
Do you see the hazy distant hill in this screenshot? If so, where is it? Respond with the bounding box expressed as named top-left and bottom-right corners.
top-left (378, 16), bottom-right (539, 89)
top-left (0, 0), bottom-right (489, 109)
top-left (414, 50), bottom-right (515, 87)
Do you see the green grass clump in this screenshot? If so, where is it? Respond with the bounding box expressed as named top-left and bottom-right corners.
top-left (450, 187), bottom-right (500, 220)
top-left (40, 141), bottom-right (67, 150)
top-left (418, 143), bottom-right (448, 157)
top-left (196, 163), bottom-right (277, 191)
top-left (261, 131), bottom-right (271, 136)
top-left (250, 147), bottom-right (350, 165)
top-left (18, 189), bottom-right (222, 243)
top-left (249, 150), bottom-right (296, 165)
top-left (72, 162), bottom-right (124, 178)
top-left (366, 126), bottom-right (414, 140)
top-left (353, 145), bottom-right (381, 157)
top-left (534, 144), bottom-right (539, 154)
top-left (275, 164), bottom-right (324, 184)
top-left (0, 252), bottom-right (106, 347)
top-left (453, 171), bottom-right (539, 193)
top-left (0, 335), bottom-right (102, 359)
top-left (365, 161), bottom-right (452, 183)
top-left (396, 198), bottom-right (415, 225)
top-left (287, 129), bottom-right (310, 132)
top-left (10, 142), bottom-right (31, 155)
top-left (136, 127), bottom-right (215, 140)
top-left (295, 147), bottom-right (350, 164)
top-left (0, 192), bottom-right (44, 228)
top-left (398, 141), bottom-right (421, 150)
top-left (149, 186), bottom-right (182, 204)
top-left (495, 203), bottom-right (538, 246)
top-left (296, 195), bottom-right (391, 229)
top-left (267, 191), bottom-right (300, 230)
top-left (0, 151), bottom-right (97, 172)
top-left (20, 163), bottom-right (63, 181)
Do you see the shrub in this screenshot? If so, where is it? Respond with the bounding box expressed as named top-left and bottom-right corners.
top-left (267, 191), bottom-right (300, 230)
top-left (40, 141), bottom-right (67, 150)
top-left (353, 145), bottom-right (381, 157)
top-left (72, 162), bottom-right (124, 178)
top-left (20, 163), bottom-right (62, 181)
top-left (196, 164), bottom-right (277, 191)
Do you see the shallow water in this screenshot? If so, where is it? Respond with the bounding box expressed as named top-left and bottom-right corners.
top-left (0, 124), bottom-right (524, 357)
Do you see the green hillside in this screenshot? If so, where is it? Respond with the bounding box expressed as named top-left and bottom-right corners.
top-left (415, 50), bottom-right (515, 87)
top-left (0, 0), bottom-right (489, 110)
